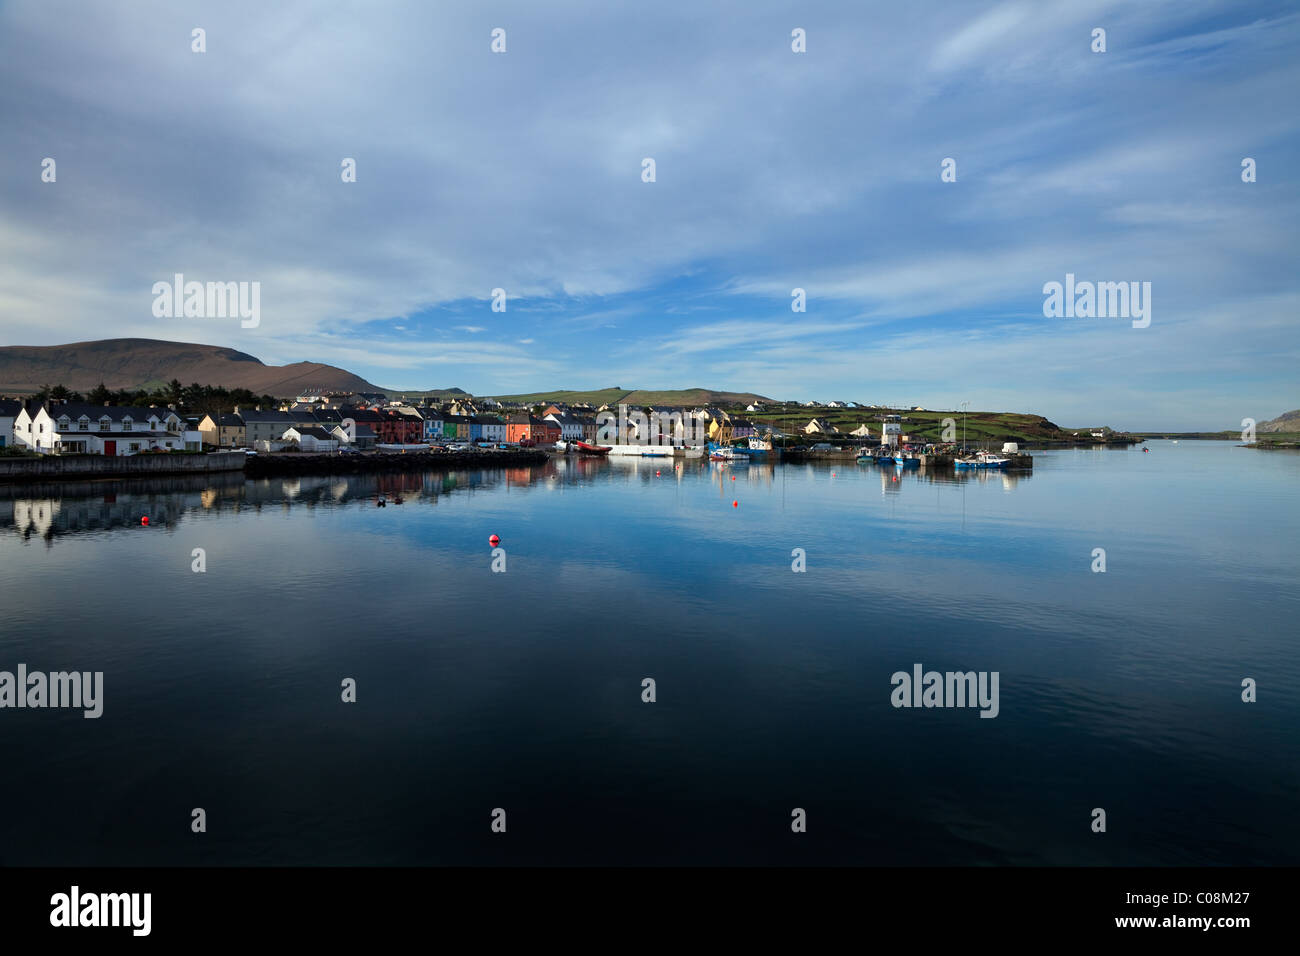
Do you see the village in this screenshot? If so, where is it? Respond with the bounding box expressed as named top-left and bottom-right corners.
top-left (0, 391), bottom-right (900, 457)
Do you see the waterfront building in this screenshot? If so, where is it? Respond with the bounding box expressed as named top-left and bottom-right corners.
top-left (16, 402), bottom-right (201, 455)
top-left (0, 398), bottom-right (21, 448)
top-left (198, 412), bottom-right (246, 448)
top-left (282, 426), bottom-right (339, 452)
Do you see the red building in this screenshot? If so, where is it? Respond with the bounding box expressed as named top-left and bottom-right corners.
top-left (507, 413), bottom-right (552, 444)
top-left (380, 409), bottom-right (423, 444)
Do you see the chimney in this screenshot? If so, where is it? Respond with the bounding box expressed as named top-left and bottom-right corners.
top-left (233, 405), bottom-right (241, 414)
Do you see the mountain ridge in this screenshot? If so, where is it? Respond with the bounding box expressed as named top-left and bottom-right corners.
top-left (0, 338), bottom-right (385, 396)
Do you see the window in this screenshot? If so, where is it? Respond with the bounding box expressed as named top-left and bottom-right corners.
top-left (79, 420), bottom-right (89, 431)
top-left (38, 423), bottom-right (43, 433)
top-left (122, 419), bottom-right (133, 431)
top-left (100, 418), bottom-right (110, 429)
top-left (58, 419), bottom-right (69, 431)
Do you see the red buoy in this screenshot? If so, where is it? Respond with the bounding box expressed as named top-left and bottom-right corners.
top-left (655, 470), bottom-right (660, 476)
top-left (730, 475), bottom-right (735, 481)
top-left (140, 516), bottom-right (149, 526)
top-left (732, 500), bottom-right (738, 507)
top-left (489, 534), bottom-right (500, 547)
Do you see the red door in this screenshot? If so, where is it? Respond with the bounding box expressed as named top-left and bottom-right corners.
top-left (104, 440), bottom-right (116, 456)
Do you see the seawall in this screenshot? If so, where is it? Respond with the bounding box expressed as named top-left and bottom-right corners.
top-left (0, 451), bottom-right (247, 483)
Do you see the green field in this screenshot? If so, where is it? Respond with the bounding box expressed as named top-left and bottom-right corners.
top-left (485, 387), bottom-right (775, 407)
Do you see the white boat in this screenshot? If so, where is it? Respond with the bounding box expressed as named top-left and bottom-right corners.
top-left (554, 440), bottom-right (569, 453)
top-left (606, 442), bottom-right (704, 458)
top-left (607, 443), bottom-right (674, 457)
top-left (709, 443), bottom-right (749, 461)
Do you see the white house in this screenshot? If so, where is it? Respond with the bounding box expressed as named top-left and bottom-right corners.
top-left (850, 424), bottom-right (872, 437)
top-left (804, 418), bottom-right (839, 435)
top-left (331, 423), bottom-right (377, 449)
top-left (282, 426), bottom-right (339, 452)
top-left (544, 413), bottom-right (585, 440)
top-left (414, 407), bottom-right (444, 441)
top-left (15, 402), bottom-right (201, 455)
top-left (745, 403), bottom-right (764, 412)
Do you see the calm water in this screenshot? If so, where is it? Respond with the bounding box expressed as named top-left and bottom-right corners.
top-left (1, 441), bottom-right (1297, 865)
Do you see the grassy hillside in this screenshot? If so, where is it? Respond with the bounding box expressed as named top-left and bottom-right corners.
top-left (740, 406), bottom-right (1122, 444)
top-left (485, 387), bottom-right (776, 407)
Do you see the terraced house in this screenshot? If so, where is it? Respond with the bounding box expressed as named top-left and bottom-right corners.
top-left (15, 401), bottom-right (201, 455)
top-left (417, 407), bottom-right (444, 441)
top-left (237, 407), bottom-right (297, 445)
top-left (197, 412), bottom-right (246, 448)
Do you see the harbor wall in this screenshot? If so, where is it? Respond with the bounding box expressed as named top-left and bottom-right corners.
top-left (0, 451), bottom-right (246, 483)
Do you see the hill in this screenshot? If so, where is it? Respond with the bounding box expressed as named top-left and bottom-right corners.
top-left (748, 406), bottom-right (1075, 443)
top-left (486, 387), bottom-right (776, 407)
top-left (1259, 409), bottom-right (1300, 433)
top-left (0, 338), bottom-right (385, 396)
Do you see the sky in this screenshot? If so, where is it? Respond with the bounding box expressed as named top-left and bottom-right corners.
top-left (1, 0), bottom-right (1297, 430)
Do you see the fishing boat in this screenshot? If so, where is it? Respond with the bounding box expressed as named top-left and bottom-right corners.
top-left (554, 440), bottom-right (569, 453)
top-left (955, 450), bottom-right (1010, 469)
top-left (573, 440), bottom-right (612, 456)
top-left (976, 451), bottom-right (1011, 469)
top-left (892, 454), bottom-right (921, 467)
top-left (709, 441), bottom-right (749, 461)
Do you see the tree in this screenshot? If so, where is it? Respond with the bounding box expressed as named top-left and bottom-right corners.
top-left (89, 382), bottom-right (112, 405)
top-left (167, 379), bottom-right (184, 407)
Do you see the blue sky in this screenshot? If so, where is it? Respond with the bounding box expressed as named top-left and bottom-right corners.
top-left (1, 1), bottom-right (1296, 429)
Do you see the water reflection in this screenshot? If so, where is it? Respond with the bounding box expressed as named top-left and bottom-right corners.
top-left (0, 457), bottom-right (1038, 544)
top-left (0, 462), bottom-right (573, 544)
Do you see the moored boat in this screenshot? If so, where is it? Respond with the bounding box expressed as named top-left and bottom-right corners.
top-left (708, 442), bottom-right (750, 461)
top-left (574, 440), bottom-right (612, 456)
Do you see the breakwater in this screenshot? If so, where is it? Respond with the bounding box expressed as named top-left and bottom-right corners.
top-left (0, 451), bottom-right (246, 483)
top-left (244, 449), bottom-right (548, 477)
